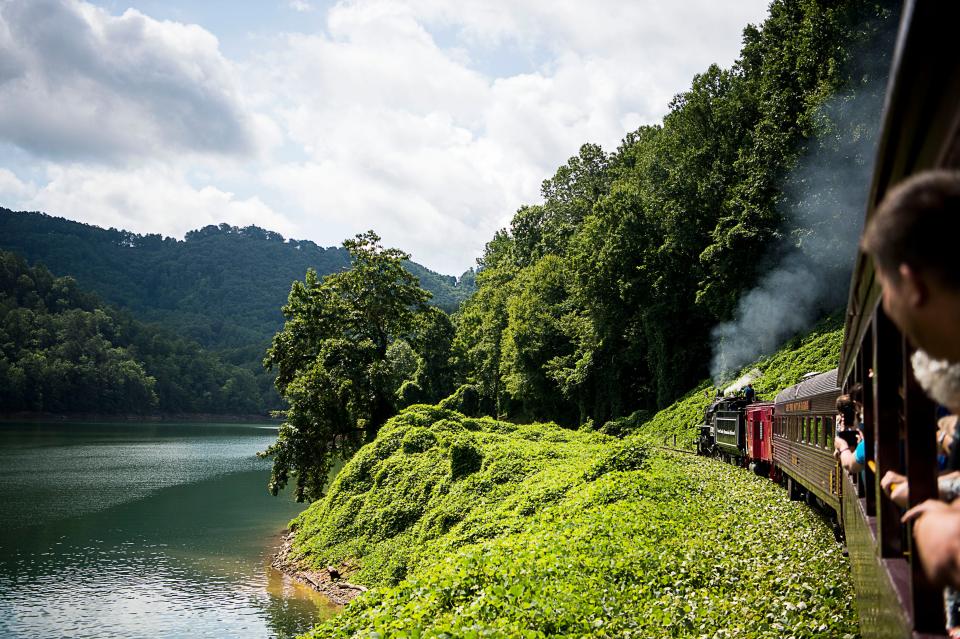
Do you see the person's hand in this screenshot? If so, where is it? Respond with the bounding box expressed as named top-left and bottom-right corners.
top-left (833, 435), bottom-right (847, 452)
top-left (881, 470), bottom-right (906, 492)
top-left (903, 500), bottom-right (960, 588)
top-left (881, 471), bottom-right (908, 508)
top-left (902, 498), bottom-right (953, 523)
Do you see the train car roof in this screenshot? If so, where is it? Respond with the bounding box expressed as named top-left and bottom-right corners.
top-left (775, 368), bottom-right (841, 405)
top-left (839, 1), bottom-right (960, 384)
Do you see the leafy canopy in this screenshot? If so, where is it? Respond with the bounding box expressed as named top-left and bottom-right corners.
top-left (261, 231), bottom-right (433, 501)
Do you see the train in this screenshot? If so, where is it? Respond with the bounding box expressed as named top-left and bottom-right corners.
top-left (697, 369), bottom-right (844, 512)
top-left (692, 3), bottom-right (960, 637)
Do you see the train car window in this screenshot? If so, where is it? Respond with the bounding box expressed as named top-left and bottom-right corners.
top-left (815, 417), bottom-right (822, 448)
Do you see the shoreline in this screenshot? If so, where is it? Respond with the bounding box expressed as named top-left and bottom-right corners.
top-left (272, 531), bottom-right (368, 606)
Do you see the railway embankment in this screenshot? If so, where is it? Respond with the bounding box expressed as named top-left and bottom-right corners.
top-left (281, 314), bottom-right (859, 637)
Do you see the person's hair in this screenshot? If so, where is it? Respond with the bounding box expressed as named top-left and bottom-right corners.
top-left (849, 382), bottom-right (863, 405)
top-left (911, 349), bottom-right (960, 412)
top-left (861, 170), bottom-right (960, 289)
top-left (836, 394), bottom-right (856, 428)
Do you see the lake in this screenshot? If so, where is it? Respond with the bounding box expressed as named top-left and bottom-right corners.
top-left (0, 421), bottom-right (339, 639)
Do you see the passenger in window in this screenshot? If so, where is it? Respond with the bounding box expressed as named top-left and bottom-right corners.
top-left (861, 170), bottom-right (960, 364)
top-left (896, 343), bottom-right (960, 628)
top-left (881, 415), bottom-right (960, 507)
top-left (866, 171), bottom-right (960, 634)
top-left (849, 382), bottom-right (865, 427)
top-left (834, 394), bottom-right (863, 474)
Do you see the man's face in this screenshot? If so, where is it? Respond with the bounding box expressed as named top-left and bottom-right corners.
top-left (877, 264), bottom-right (919, 340)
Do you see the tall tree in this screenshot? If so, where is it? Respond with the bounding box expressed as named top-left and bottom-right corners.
top-left (261, 231), bottom-right (432, 501)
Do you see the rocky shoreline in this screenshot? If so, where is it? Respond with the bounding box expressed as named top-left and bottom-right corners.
top-left (272, 532), bottom-right (368, 606)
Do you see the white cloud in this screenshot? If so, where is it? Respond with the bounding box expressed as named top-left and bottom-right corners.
top-left (0, 0), bottom-right (771, 274)
top-left (23, 165), bottom-right (295, 240)
top-left (0, 168), bottom-right (35, 203)
top-left (239, 0), bottom-right (769, 272)
top-left (287, 0), bottom-right (314, 12)
top-left (0, 0), bottom-right (256, 163)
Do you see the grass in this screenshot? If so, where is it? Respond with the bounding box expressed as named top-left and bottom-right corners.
top-left (298, 441), bottom-right (855, 638)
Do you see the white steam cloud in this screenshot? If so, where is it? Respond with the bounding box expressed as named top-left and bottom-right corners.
top-left (723, 368), bottom-right (761, 397)
top-left (709, 73), bottom-right (888, 382)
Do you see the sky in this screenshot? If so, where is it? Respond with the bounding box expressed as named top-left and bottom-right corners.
top-left (0, 0), bottom-right (771, 275)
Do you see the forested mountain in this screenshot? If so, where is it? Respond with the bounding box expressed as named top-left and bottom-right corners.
top-left (0, 250), bottom-right (268, 414)
top-left (0, 211), bottom-right (474, 411)
top-left (0, 211), bottom-right (473, 350)
top-left (452, 0), bottom-right (897, 426)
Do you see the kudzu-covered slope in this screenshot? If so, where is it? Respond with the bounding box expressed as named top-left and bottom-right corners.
top-left (291, 402), bottom-right (856, 637)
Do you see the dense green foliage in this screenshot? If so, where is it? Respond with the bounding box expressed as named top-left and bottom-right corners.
top-left (452, 0), bottom-right (896, 428)
top-left (262, 232), bottom-right (456, 501)
top-left (0, 211), bottom-right (474, 411)
top-left (289, 405), bottom-right (855, 637)
top-left (0, 250), bottom-right (265, 414)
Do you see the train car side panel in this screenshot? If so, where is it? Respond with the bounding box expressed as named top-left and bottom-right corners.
top-left (773, 370), bottom-right (842, 512)
top-left (842, 474), bottom-right (913, 638)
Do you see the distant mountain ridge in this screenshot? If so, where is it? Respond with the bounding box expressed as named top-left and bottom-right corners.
top-left (0, 208), bottom-right (475, 356)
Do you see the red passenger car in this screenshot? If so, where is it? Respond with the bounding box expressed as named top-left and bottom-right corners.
top-left (745, 402), bottom-right (774, 476)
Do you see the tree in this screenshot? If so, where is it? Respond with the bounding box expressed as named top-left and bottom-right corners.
top-left (261, 231), bottom-right (432, 501)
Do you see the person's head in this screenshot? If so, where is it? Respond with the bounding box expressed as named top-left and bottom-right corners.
top-left (836, 394), bottom-right (856, 428)
top-left (862, 170), bottom-right (960, 361)
top-left (849, 382), bottom-right (863, 407)
top-left (938, 415), bottom-right (958, 455)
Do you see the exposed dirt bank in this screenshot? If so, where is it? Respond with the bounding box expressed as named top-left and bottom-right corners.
top-left (272, 532), bottom-right (367, 606)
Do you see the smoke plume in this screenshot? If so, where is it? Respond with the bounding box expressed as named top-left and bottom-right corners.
top-left (723, 368), bottom-right (761, 397)
top-left (709, 74), bottom-right (888, 382)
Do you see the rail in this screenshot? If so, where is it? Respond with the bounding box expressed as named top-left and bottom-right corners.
top-left (658, 433), bottom-right (697, 456)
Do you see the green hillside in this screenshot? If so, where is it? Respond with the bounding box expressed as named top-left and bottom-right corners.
top-left (283, 319), bottom-right (854, 637)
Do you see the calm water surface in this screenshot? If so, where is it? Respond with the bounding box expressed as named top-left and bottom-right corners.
top-left (0, 422), bottom-right (339, 639)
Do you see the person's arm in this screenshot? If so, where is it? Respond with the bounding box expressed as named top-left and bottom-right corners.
top-left (880, 470), bottom-right (960, 508)
top-left (903, 500), bottom-right (960, 589)
top-left (834, 436), bottom-right (864, 474)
